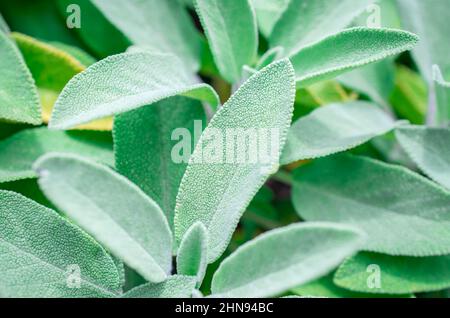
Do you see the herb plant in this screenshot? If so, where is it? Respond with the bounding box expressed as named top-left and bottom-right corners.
top-left (0, 0), bottom-right (449, 298)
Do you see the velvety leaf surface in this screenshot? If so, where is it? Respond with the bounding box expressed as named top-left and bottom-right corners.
top-left (34, 154), bottom-right (172, 283)
top-left (195, 0), bottom-right (258, 83)
top-left (93, 0), bottom-right (201, 71)
top-left (281, 101), bottom-right (397, 164)
top-left (177, 222), bottom-right (208, 286)
top-left (251, 0), bottom-right (289, 38)
top-left (335, 252), bottom-right (450, 294)
top-left (397, 0), bottom-right (450, 82)
top-left (211, 223), bottom-right (365, 298)
top-left (49, 52), bottom-right (219, 130)
top-left (396, 126), bottom-right (450, 190)
top-left (0, 30), bottom-right (41, 125)
top-left (0, 190), bottom-right (121, 298)
top-left (0, 127), bottom-right (113, 183)
top-left (292, 155), bottom-right (450, 256)
top-left (291, 28), bottom-right (418, 87)
top-left (174, 60), bottom-right (296, 263)
top-left (114, 96), bottom-right (206, 231)
top-left (270, 0), bottom-right (375, 56)
top-left (123, 275), bottom-right (196, 298)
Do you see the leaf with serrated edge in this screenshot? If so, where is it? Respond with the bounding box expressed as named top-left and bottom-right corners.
top-left (281, 101), bottom-right (397, 165)
top-left (122, 275), bottom-right (196, 298)
top-left (290, 27), bottom-right (418, 88)
top-left (177, 222), bottom-right (208, 287)
top-left (34, 153), bottom-right (172, 283)
top-left (49, 52), bottom-right (219, 130)
top-left (114, 96), bottom-right (206, 232)
top-left (335, 252), bottom-right (450, 294)
top-left (0, 30), bottom-right (41, 125)
top-left (270, 0), bottom-right (375, 56)
top-left (396, 125), bottom-right (450, 190)
top-left (292, 154), bottom-right (450, 256)
top-left (195, 0), bottom-right (258, 83)
top-left (211, 222), bottom-right (365, 298)
top-left (174, 59), bottom-right (295, 263)
top-left (0, 127), bottom-right (113, 183)
top-left (0, 190), bottom-right (121, 298)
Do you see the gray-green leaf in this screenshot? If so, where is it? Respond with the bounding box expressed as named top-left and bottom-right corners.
top-left (34, 153), bottom-right (172, 283)
top-left (195, 0), bottom-right (258, 83)
top-left (270, 0), bottom-right (375, 56)
top-left (291, 27), bottom-right (418, 87)
top-left (292, 154), bottom-right (450, 256)
top-left (0, 127), bottom-right (113, 183)
top-left (174, 59), bottom-right (296, 263)
top-left (92, 0), bottom-right (202, 71)
top-left (334, 252), bottom-right (450, 294)
top-left (0, 190), bottom-right (121, 298)
top-left (122, 275), bottom-right (196, 298)
top-left (251, 0), bottom-right (290, 38)
top-left (0, 30), bottom-right (41, 125)
top-left (114, 96), bottom-right (206, 232)
top-left (211, 222), bottom-right (365, 298)
top-left (396, 125), bottom-right (450, 190)
top-left (176, 222), bottom-right (208, 287)
top-left (49, 52), bottom-right (219, 130)
top-left (281, 101), bottom-right (397, 164)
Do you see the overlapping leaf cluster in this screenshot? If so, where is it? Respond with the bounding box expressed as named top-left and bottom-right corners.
top-left (0, 0), bottom-right (449, 298)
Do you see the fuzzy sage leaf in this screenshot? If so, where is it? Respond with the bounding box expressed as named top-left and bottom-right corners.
top-left (0, 190), bottom-right (121, 298)
top-left (34, 153), bottom-right (172, 283)
top-left (211, 223), bottom-right (365, 298)
top-left (174, 59), bottom-right (296, 263)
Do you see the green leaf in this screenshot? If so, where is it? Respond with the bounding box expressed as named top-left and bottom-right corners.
top-left (397, 0), bottom-right (450, 83)
top-left (292, 154), bottom-right (450, 256)
top-left (335, 252), bottom-right (450, 294)
top-left (270, 0), bottom-right (375, 56)
top-left (210, 223), bottom-right (365, 298)
top-left (281, 101), bottom-right (397, 165)
top-left (0, 13), bottom-right (9, 33)
top-left (396, 126), bottom-right (450, 190)
top-left (0, 0), bottom-right (83, 47)
top-left (34, 153), bottom-right (173, 283)
top-left (292, 272), bottom-right (412, 298)
top-left (432, 65), bottom-right (450, 126)
top-left (0, 127), bottom-right (113, 183)
top-left (56, 0), bottom-right (130, 58)
top-left (251, 0), bottom-right (290, 38)
top-left (12, 32), bottom-right (85, 92)
top-left (49, 52), bottom-right (219, 130)
top-left (0, 30), bottom-right (41, 125)
top-left (0, 190), bottom-right (121, 297)
top-left (390, 65), bottom-right (427, 124)
top-left (195, 0), bottom-right (258, 83)
top-left (123, 275), bottom-right (196, 298)
top-left (290, 27), bottom-right (418, 87)
top-left (114, 96), bottom-right (206, 231)
top-left (92, 0), bottom-right (201, 71)
top-left (338, 59), bottom-right (396, 109)
top-left (177, 222), bottom-right (208, 287)
top-left (174, 59), bottom-right (296, 263)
